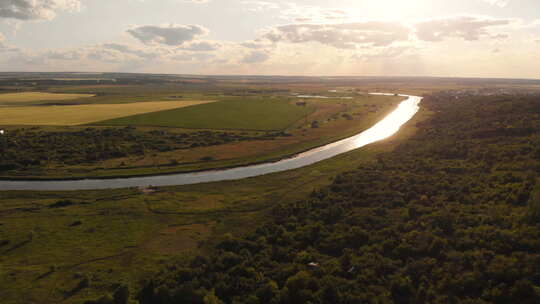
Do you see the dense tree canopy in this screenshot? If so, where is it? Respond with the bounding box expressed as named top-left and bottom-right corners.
top-left (0, 127), bottom-right (286, 173)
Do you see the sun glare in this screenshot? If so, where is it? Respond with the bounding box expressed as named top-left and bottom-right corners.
top-left (349, 0), bottom-right (426, 21)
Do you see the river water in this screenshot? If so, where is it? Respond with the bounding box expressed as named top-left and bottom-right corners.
top-left (0, 94), bottom-right (422, 191)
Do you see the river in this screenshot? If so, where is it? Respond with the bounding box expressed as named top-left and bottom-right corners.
top-left (0, 94), bottom-right (422, 191)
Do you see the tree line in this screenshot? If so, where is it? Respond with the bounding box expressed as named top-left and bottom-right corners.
top-left (0, 127), bottom-right (287, 174)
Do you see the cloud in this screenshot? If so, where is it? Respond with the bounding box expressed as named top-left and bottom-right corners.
top-left (241, 39), bottom-right (273, 49)
top-left (241, 50), bottom-right (270, 63)
top-left (171, 52), bottom-right (214, 62)
top-left (101, 43), bottom-right (159, 59)
top-left (0, 0), bottom-right (82, 20)
top-left (263, 22), bottom-right (411, 49)
top-left (127, 24), bottom-right (209, 46)
top-left (179, 40), bottom-right (221, 51)
top-left (415, 16), bottom-right (512, 42)
top-left (37, 43), bottom-right (163, 64)
top-left (46, 49), bottom-right (84, 60)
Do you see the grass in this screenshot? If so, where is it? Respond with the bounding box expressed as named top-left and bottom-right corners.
top-left (94, 98), bottom-right (314, 131)
top-left (0, 100), bottom-right (215, 126)
top-left (0, 92), bottom-right (94, 105)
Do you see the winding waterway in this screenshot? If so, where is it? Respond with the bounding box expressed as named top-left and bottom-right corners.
top-left (0, 94), bottom-right (422, 191)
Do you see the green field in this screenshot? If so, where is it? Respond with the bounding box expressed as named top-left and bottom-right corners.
top-left (95, 98), bottom-right (313, 131)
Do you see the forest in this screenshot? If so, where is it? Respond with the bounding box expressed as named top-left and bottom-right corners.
top-left (83, 93), bottom-right (540, 304)
top-left (0, 127), bottom-right (285, 172)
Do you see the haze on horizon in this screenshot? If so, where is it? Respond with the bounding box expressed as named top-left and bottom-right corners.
top-left (0, 0), bottom-right (539, 78)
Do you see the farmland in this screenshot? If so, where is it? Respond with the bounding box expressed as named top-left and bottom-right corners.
top-left (0, 92), bottom-right (94, 105)
top-left (96, 98), bottom-right (313, 131)
top-left (0, 100), bottom-right (215, 126)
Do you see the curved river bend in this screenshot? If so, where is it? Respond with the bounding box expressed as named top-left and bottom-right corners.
top-left (0, 94), bottom-right (422, 191)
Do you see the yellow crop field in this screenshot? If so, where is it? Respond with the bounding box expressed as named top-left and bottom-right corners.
top-left (0, 92), bottom-right (95, 103)
top-left (0, 100), bottom-right (216, 126)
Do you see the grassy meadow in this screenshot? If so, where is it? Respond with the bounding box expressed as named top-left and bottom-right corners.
top-left (95, 98), bottom-right (314, 131)
top-left (0, 100), bottom-right (215, 126)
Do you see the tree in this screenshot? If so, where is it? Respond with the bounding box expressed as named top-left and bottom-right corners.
top-left (204, 289), bottom-right (224, 304)
top-left (256, 281), bottom-right (279, 304)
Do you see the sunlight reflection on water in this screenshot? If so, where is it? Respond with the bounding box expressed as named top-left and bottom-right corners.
top-left (354, 94), bottom-right (420, 147)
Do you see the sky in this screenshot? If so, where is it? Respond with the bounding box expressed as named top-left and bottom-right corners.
top-left (0, 0), bottom-right (539, 78)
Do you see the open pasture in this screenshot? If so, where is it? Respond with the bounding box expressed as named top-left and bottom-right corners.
top-left (96, 98), bottom-right (313, 131)
top-left (0, 92), bottom-right (94, 104)
top-left (0, 100), bottom-right (215, 126)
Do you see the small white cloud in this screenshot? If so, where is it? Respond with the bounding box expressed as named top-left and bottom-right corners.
top-left (179, 40), bottom-right (221, 51)
top-left (171, 52), bottom-right (214, 62)
top-left (127, 24), bottom-right (209, 46)
top-left (101, 43), bottom-right (158, 59)
top-left (39, 43), bottom-right (162, 64)
top-left (46, 49), bottom-right (84, 60)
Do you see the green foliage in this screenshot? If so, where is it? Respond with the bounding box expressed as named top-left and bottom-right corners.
top-left (204, 289), bottom-right (225, 304)
top-left (0, 127), bottom-right (282, 174)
